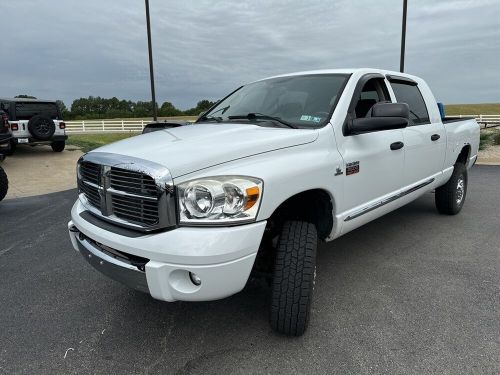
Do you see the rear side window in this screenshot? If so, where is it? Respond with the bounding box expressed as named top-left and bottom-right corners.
top-left (390, 83), bottom-right (430, 125)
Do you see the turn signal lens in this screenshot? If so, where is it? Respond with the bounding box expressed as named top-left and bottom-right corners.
top-left (244, 186), bottom-right (260, 210)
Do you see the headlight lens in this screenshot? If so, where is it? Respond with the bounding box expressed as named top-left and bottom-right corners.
top-left (178, 176), bottom-right (263, 224)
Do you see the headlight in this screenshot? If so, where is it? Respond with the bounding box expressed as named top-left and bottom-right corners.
top-left (178, 176), bottom-right (263, 225)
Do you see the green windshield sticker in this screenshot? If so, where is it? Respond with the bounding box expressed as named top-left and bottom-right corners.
top-left (300, 115), bottom-right (322, 123)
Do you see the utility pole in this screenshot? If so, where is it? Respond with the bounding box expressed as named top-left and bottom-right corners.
top-left (145, 0), bottom-right (157, 121)
top-left (400, 0), bottom-right (408, 73)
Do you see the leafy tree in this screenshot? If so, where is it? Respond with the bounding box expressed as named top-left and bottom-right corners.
top-left (15, 94), bottom-right (37, 99)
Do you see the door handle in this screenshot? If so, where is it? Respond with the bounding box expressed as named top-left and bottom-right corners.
top-left (390, 141), bottom-right (404, 150)
top-left (431, 134), bottom-right (440, 141)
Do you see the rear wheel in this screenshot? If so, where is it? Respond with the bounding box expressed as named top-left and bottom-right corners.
top-left (270, 220), bottom-right (317, 336)
top-left (0, 166), bottom-right (8, 201)
top-left (51, 141), bottom-right (65, 152)
top-left (435, 162), bottom-right (468, 215)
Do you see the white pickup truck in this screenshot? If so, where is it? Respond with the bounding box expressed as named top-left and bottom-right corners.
top-left (68, 69), bottom-right (479, 336)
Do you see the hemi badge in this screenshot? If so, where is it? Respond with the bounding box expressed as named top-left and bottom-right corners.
top-left (346, 161), bottom-right (360, 176)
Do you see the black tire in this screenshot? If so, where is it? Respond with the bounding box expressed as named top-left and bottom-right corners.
top-left (435, 162), bottom-right (468, 215)
top-left (4, 141), bottom-right (15, 156)
top-left (0, 166), bottom-right (8, 202)
top-left (28, 115), bottom-right (55, 141)
top-left (51, 141), bottom-right (65, 152)
top-left (270, 221), bottom-right (318, 336)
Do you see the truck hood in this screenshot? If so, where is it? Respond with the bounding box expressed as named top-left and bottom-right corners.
top-left (92, 123), bottom-right (318, 178)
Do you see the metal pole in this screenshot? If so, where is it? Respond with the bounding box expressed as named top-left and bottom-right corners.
top-left (400, 0), bottom-right (408, 73)
top-left (145, 0), bottom-right (157, 121)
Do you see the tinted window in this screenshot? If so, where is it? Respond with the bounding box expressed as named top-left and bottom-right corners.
top-left (390, 83), bottom-right (430, 125)
top-left (199, 74), bottom-right (349, 128)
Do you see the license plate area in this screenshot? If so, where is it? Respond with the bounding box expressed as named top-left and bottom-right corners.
top-left (18, 138), bottom-right (29, 144)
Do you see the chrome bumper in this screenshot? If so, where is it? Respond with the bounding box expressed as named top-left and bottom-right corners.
top-left (72, 226), bottom-right (149, 293)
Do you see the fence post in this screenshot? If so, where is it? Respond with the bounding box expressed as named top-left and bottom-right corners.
top-left (121, 119), bottom-right (124, 131)
top-left (141, 120), bottom-right (145, 130)
top-left (82, 121), bottom-right (85, 132)
top-left (102, 120), bottom-right (105, 131)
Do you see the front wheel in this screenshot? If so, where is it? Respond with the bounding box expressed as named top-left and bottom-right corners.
top-left (51, 141), bottom-right (65, 152)
top-left (270, 220), bottom-right (318, 336)
top-left (435, 162), bottom-right (468, 215)
top-left (0, 166), bottom-right (8, 201)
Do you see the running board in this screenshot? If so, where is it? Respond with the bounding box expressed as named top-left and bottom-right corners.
top-left (344, 178), bottom-right (435, 222)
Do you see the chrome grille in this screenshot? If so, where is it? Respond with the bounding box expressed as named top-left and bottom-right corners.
top-left (80, 161), bottom-right (100, 185)
top-left (111, 194), bottom-right (159, 225)
top-left (110, 167), bottom-right (157, 196)
top-left (77, 152), bottom-right (175, 232)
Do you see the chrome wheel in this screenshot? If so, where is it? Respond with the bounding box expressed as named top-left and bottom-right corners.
top-left (456, 176), bottom-right (465, 205)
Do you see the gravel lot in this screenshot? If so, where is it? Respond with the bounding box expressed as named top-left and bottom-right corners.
top-left (0, 166), bottom-right (498, 374)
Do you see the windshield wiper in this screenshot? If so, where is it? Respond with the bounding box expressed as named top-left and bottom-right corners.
top-left (228, 113), bottom-right (298, 129)
top-left (198, 105), bottom-right (230, 123)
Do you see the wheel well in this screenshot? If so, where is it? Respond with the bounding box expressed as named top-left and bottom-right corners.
top-left (267, 189), bottom-right (334, 241)
top-left (456, 145), bottom-right (471, 165)
top-left (251, 189), bottom-right (334, 278)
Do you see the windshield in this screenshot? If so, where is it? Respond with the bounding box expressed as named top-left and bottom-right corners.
top-left (198, 74), bottom-right (349, 128)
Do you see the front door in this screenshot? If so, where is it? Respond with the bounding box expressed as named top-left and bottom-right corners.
top-left (333, 76), bottom-right (405, 231)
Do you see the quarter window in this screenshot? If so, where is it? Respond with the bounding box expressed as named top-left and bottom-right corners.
top-left (390, 82), bottom-right (430, 125)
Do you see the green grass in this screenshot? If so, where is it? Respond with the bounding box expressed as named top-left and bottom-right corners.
top-left (479, 129), bottom-right (500, 150)
top-left (67, 133), bottom-right (139, 152)
top-left (445, 103), bottom-right (500, 116)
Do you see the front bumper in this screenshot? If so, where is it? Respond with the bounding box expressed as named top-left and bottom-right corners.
top-left (68, 200), bottom-right (267, 302)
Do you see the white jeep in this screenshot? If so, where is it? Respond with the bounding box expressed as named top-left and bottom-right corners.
top-left (0, 98), bottom-right (67, 154)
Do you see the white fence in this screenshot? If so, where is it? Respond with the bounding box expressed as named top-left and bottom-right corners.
top-left (66, 119), bottom-right (155, 133)
top-left (65, 115), bottom-right (500, 134)
top-left (458, 115), bottom-right (500, 128)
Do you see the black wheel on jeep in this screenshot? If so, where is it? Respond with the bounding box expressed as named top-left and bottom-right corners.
top-left (0, 166), bottom-right (8, 202)
top-left (51, 141), bottom-right (65, 152)
top-left (435, 162), bottom-right (468, 215)
top-left (270, 220), bottom-right (318, 336)
top-left (28, 115), bottom-right (56, 141)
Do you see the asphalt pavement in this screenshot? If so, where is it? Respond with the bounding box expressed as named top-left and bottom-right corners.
top-left (0, 166), bottom-right (498, 374)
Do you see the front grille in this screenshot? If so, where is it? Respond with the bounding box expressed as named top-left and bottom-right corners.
top-left (111, 194), bottom-right (159, 226)
top-left (109, 167), bottom-right (157, 196)
top-left (77, 153), bottom-right (175, 231)
top-left (80, 161), bottom-right (100, 185)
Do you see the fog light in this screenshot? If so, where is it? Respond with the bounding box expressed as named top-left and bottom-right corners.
top-left (189, 272), bottom-right (201, 286)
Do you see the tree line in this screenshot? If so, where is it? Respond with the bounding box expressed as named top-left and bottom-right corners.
top-left (14, 95), bottom-right (216, 120)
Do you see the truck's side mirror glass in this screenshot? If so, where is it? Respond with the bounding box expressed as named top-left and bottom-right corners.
top-left (348, 102), bottom-right (409, 134)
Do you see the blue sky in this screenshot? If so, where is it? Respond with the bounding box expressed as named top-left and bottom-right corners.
top-left (2, 0), bottom-right (499, 109)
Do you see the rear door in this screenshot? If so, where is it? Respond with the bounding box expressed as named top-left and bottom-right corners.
top-left (387, 77), bottom-right (445, 187)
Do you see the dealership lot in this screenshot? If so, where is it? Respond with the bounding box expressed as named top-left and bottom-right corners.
top-left (0, 166), bottom-right (498, 374)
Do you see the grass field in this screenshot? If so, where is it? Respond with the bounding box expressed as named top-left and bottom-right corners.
top-left (67, 133), bottom-right (138, 152)
top-left (445, 103), bottom-right (500, 115)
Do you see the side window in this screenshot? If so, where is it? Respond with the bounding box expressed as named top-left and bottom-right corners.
top-left (390, 82), bottom-right (430, 125)
top-left (354, 78), bottom-right (389, 118)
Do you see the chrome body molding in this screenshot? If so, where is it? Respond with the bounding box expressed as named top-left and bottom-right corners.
top-left (344, 178), bottom-right (435, 222)
top-left (77, 152), bottom-right (176, 232)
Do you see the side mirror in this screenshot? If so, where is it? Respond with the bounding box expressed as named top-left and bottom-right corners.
top-left (348, 102), bottom-right (409, 134)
